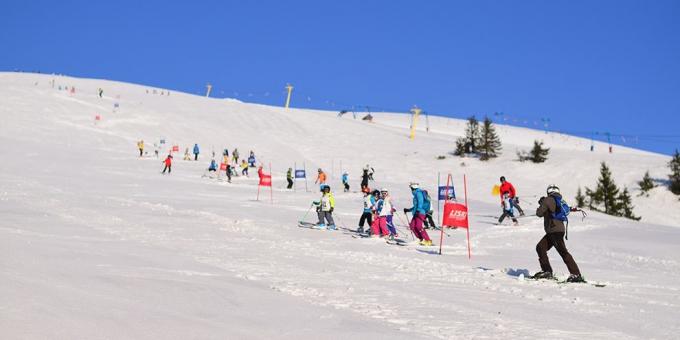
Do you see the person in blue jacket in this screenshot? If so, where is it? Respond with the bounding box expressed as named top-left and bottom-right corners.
top-left (208, 159), bottom-right (217, 172)
top-left (357, 190), bottom-right (377, 234)
top-left (193, 143), bottom-right (200, 161)
top-left (403, 183), bottom-right (432, 246)
top-left (342, 172), bottom-right (350, 192)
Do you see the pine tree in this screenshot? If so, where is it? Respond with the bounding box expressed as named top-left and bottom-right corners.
top-left (529, 140), bottom-right (550, 163)
top-left (669, 149), bottom-right (680, 195)
top-left (586, 162), bottom-right (621, 215)
top-left (618, 187), bottom-right (641, 220)
top-left (575, 186), bottom-right (586, 208)
top-left (478, 116), bottom-right (502, 161)
top-left (454, 137), bottom-right (466, 156)
top-left (464, 116), bottom-right (481, 154)
top-left (637, 171), bottom-right (656, 196)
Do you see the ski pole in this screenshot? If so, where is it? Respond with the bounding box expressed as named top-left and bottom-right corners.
top-left (300, 203), bottom-right (314, 222)
top-left (396, 211), bottom-right (416, 241)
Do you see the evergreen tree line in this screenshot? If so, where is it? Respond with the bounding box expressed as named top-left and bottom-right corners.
top-left (635, 149), bottom-right (680, 199)
top-left (454, 116), bottom-right (502, 161)
top-left (574, 162), bottom-right (640, 220)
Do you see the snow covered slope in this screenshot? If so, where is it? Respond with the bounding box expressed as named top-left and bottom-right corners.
top-left (1, 72), bottom-right (679, 339)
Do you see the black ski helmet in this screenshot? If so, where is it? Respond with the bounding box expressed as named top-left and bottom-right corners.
top-left (372, 189), bottom-right (380, 196)
top-left (500, 176), bottom-right (506, 182)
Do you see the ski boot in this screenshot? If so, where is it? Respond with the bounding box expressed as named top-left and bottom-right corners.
top-left (314, 223), bottom-right (326, 230)
top-left (327, 224), bottom-right (337, 231)
top-left (531, 271), bottom-right (554, 280)
top-left (357, 226), bottom-right (364, 234)
top-left (419, 239), bottom-right (433, 246)
top-left (566, 274), bottom-right (586, 283)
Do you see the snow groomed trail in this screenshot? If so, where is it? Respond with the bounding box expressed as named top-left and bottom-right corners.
top-left (1, 73), bottom-right (679, 339)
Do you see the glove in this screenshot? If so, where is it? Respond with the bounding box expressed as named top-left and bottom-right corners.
top-left (312, 201), bottom-right (320, 206)
top-left (514, 197), bottom-right (520, 204)
top-left (538, 197), bottom-right (545, 205)
top-left (329, 208), bottom-right (334, 213)
top-left (403, 208), bottom-right (409, 214)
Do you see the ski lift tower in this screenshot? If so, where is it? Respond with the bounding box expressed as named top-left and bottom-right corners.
top-left (409, 106), bottom-right (422, 140)
top-left (205, 83), bottom-right (212, 97)
top-left (284, 84), bottom-right (294, 109)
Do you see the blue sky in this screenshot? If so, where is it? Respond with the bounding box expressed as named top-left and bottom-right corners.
top-left (2, 0), bottom-right (679, 154)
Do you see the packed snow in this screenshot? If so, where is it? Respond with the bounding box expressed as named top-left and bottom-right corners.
top-left (1, 72), bottom-right (679, 339)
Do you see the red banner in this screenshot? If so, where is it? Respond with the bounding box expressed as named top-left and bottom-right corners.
top-left (259, 174), bottom-right (272, 187)
top-left (442, 202), bottom-right (469, 228)
top-left (219, 163), bottom-right (227, 171)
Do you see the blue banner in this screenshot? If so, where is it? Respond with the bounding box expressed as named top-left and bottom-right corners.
top-left (438, 186), bottom-right (456, 200)
top-left (295, 169), bottom-right (306, 179)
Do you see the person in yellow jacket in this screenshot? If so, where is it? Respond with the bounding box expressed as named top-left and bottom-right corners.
top-left (137, 140), bottom-right (144, 157)
top-left (313, 185), bottom-right (336, 230)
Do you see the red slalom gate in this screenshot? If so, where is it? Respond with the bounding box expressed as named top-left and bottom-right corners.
top-left (439, 173), bottom-right (471, 258)
top-left (256, 163), bottom-right (273, 204)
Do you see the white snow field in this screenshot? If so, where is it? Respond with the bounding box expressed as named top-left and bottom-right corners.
top-left (1, 72), bottom-right (679, 339)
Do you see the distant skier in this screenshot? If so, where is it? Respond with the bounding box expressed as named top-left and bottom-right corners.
top-left (137, 140), bottom-right (144, 157)
top-left (98, 88), bottom-right (103, 98)
top-left (403, 183), bottom-right (432, 246)
top-left (360, 168), bottom-right (370, 192)
top-left (499, 176), bottom-right (525, 216)
top-left (315, 168), bottom-right (327, 189)
top-left (241, 160), bottom-right (249, 176)
top-left (498, 192), bottom-right (519, 226)
top-left (532, 185), bottom-right (584, 282)
top-left (286, 168), bottom-right (294, 189)
top-left (208, 159), bottom-right (218, 172)
top-left (313, 185), bottom-right (336, 230)
top-left (161, 154), bottom-right (173, 174)
top-left (223, 157), bottom-right (232, 183)
top-left (193, 143), bottom-right (200, 161)
top-left (232, 148), bottom-right (240, 164)
top-left (374, 188), bottom-right (397, 238)
top-left (357, 190), bottom-right (376, 234)
top-left (183, 147), bottom-right (191, 161)
top-left (248, 151), bottom-right (256, 167)
top-left (153, 143), bottom-right (159, 158)
top-left (341, 172), bottom-right (350, 192)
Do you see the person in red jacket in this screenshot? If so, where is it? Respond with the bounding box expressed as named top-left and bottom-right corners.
top-left (499, 176), bottom-right (525, 216)
top-left (162, 154), bottom-right (173, 174)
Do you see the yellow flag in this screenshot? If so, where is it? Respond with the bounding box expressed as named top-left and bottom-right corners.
top-left (492, 184), bottom-right (500, 196)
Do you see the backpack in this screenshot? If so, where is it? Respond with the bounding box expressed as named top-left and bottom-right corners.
top-left (422, 190), bottom-right (432, 211)
top-left (552, 195), bottom-right (571, 239)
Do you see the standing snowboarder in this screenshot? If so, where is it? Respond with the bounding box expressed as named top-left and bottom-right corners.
top-left (533, 185), bottom-right (584, 282)
top-left (403, 183), bottom-right (433, 246)
top-left (499, 176), bottom-right (525, 216)
top-left (313, 185), bottom-right (336, 230)
top-left (286, 168), bottom-right (294, 189)
top-left (193, 143), bottom-right (200, 161)
top-left (161, 154), bottom-right (173, 174)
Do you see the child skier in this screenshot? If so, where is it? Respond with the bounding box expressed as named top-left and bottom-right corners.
top-left (498, 191), bottom-right (519, 226)
top-left (357, 190), bottom-right (376, 234)
top-left (137, 140), bottom-right (144, 157)
top-left (208, 159), bottom-right (218, 172)
top-left (313, 185), bottom-right (336, 230)
top-left (403, 183), bottom-right (433, 246)
top-left (232, 148), bottom-right (239, 164)
top-left (161, 154), bottom-right (173, 174)
top-left (500, 176), bottom-right (525, 216)
top-left (248, 151), bottom-right (256, 167)
top-left (241, 160), bottom-right (249, 176)
top-left (374, 188), bottom-right (397, 238)
top-left (183, 148), bottom-right (191, 161)
top-left (341, 172), bottom-right (350, 192)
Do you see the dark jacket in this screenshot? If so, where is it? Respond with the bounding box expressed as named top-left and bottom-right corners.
top-left (536, 193), bottom-right (566, 234)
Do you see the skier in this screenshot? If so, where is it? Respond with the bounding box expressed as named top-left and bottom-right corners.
top-left (403, 183), bottom-right (433, 246)
top-left (286, 168), bottom-right (294, 189)
top-left (375, 188), bottom-right (397, 238)
top-left (499, 176), bottom-right (525, 216)
top-left (161, 154), bottom-right (173, 174)
top-left (421, 189), bottom-right (437, 229)
top-left (137, 140), bottom-right (144, 157)
top-left (223, 158), bottom-right (232, 183)
top-left (153, 143), bottom-right (159, 158)
top-left (313, 185), bottom-right (336, 230)
top-left (315, 168), bottom-right (327, 189)
top-left (193, 143), bottom-right (200, 161)
top-left (532, 185), bottom-right (584, 282)
top-left (232, 148), bottom-right (240, 164)
top-left (341, 172), bottom-right (350, 192)
top-left (241, 160), bottom-right (249, 176)
top-left (183, 147), bottom-right (191, 161)
top-left (360, 168), bottom-right (370, 192)
top-left (208, 159), bottom-right (218, 172)
top-left (357, 190), bottom-right (376, 234)
top-left (498, 191), bottom-right (519, 225)
top-left (248, 151), bottom-right (256, 167)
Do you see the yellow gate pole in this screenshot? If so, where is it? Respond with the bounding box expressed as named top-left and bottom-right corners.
top-left (410, 106), bottom-right (421, 140)
top-left (284, 84), bottom-right (294, 108)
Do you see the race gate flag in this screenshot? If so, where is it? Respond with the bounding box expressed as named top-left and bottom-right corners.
top-left (438, 186), bottom-right (456, 200)
top-left (442, 202), bottom-right (469, 229)
top-left (259, 174), bottom-right (272, 187)
top-left (172, 145), bottom-right (179, 152)
top-left (295, 169), bottom-right (306, 179)
top-left (219, 163), bottom-right (227, 171)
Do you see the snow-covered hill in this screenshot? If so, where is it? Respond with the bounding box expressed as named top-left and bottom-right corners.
top-left (1, 72), bottom-right (679, 339)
